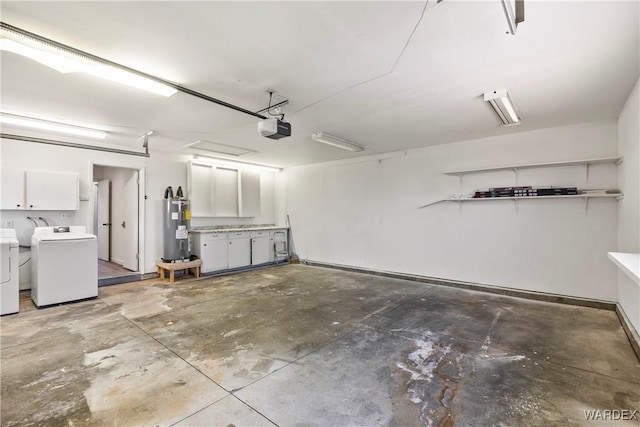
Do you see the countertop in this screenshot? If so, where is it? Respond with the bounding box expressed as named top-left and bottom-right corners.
top-left (190, 225), bottom-right (288, 233)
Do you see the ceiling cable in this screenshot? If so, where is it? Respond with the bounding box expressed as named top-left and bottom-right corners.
top-left (390, 0), bottom-right (429, 72)
top-left (266, 91), bottom-right (285, 121)
top-left (293, 1), bottom-right (429, 116)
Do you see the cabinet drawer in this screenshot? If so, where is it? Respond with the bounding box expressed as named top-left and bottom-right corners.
top-left (250, 230), bottom-right (269, 238)
top-left (228, 231), bottom-right (251, 239)
top-left (200, 232), bottom-right (227, 241)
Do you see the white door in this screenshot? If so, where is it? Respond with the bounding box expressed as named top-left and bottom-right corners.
top-left (122, 170), bottom-right (139, 271)
top-left (96, 179), bottom-right (110, 261)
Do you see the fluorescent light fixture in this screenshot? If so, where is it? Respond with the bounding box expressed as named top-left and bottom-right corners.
top-left (193, 155), bottom-right (282, 173)
top-left (0, 37), bottom-right (177, 97)
top-left (501, 0), bottom-right (525, 35)
top-left (311, 132), bottom-right (364, 152)
top-left (483, 89), bottom-right (521, 126)
top-left (0, 113), bottom-right (107, 139)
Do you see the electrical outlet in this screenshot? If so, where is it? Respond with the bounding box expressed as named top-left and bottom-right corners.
top-left (6, 220), bottom-right (13, 228)
top-left (61, 212), bottom-right (70, 220)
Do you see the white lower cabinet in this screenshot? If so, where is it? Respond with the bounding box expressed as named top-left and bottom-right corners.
top-left (193, 232), bottom-right (228, 273)
top-left (193, 228), bottom-right (288, 275)
top-left (227, 231), bottom-right (251, 269)
top-left (251, 230), bottom-right (270, 265)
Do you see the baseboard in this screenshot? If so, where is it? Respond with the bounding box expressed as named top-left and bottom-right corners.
top-left (301, 260), bottom-right (617, 311)
top-left (98, 273), bottom-right (141, 287)
top-left (616, 304), bottom-right (640, 362)
top-left (110, 258), bottom-right (124, 266)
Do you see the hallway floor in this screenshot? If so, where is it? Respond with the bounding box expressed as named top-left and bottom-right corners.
top-left (98, 259), bottom-right (134, 278)
top-left (1, 264), bottom-right (639, 426)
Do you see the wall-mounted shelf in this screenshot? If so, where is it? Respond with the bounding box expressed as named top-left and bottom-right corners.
top-left (445, 157), bottom-right (622, 185)
top-left (418, 193), bottom-right (622, 214)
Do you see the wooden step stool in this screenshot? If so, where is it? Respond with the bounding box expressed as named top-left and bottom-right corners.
top-left (156, 259), bottom-right (202, 283)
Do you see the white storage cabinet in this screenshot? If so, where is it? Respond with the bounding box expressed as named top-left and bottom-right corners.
top-left (187, 162), bottom-right (215, 217)
top-left (193, 232), bottom-right (228, 273)
top-left (187, 161), bottom-right (263, 218)
top-left (240, 169), bottom-right (261, 217)
top-left (1, 168), bottom-right (25, 210)
top-left (1, 169), bottom-right (78, 210)
top-left (250, 230), bottom-right (270, 265)
top-left (227, 231), bottom-right (251, 269)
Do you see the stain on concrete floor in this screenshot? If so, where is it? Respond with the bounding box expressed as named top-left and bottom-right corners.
top-left (1, 264), bottom-right (639, 426)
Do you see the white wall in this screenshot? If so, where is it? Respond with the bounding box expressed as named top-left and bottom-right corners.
top-left (0, 138), bottom-right (281, 279)
top-left (617, 78), bottom-right (640, 333)
top-left (286, 120), bottom-right (620, 301)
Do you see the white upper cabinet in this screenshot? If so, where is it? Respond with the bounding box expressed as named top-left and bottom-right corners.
top-left (239, 169), bottom-right (261, 218)
top-left (1, 168), bottom-right (78, 210)
top-left (25, 170), bottom-right (79, 210)
top-left (187, 162), bottom-right (215, 217)
top-left (1, 168), bottom-right (25, 210)
top-left (187, 161), bottom-right (262, 218)
top-left (214, 168), bottom-right (239, 217)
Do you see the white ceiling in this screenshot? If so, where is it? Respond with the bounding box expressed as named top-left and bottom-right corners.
top-left (1, 1), bottom-right (638, 167)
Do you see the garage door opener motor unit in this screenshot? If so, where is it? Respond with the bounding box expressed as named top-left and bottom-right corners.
top-left (162, 186), bottom-right (192, 262)
top-left (258, 118), bottom-right (291, 140)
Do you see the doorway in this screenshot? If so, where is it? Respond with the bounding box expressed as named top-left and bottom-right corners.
top-left (93, 165), bottom-right (141, 285)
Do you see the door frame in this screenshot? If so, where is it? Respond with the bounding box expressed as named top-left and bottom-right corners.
top-left (90, 161), bottom-right (146, 274)
top-left (95, 179), bottom-right (111, 262)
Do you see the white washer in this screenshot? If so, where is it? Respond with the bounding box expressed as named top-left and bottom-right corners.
top-left (31, 226), bottom-right (97, 307)
top-left (1, 228), bottom-right (19, 315)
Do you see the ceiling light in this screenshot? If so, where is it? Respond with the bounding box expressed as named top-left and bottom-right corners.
top-left (0, 36), bottom-right (177, 97)
top-left (193, 155), bottom-right (282, 173)
top-left (311, 132), bottom-right (364, 152)
top-left (0, 113), bottom-right (107, 139)
top-left (501, 0), bottom-right (525, 35)
top-left (483, 89), bottom-right (521, 126)
top-left (185, 140), bottom-right (255, 157)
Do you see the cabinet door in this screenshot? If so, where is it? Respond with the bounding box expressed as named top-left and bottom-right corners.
top-left (188, 162), bottom-right (215, 217)
top-left (227, 237), bottom-right (250, 269)
top-left (1, 168), bottom-right (25, 210)
top-left (239, 170), bottom-right (261, 217)
top-left (251, 237), bottom-right (270, 265)
top-left (201, 238), bottom-right (228, 273)
top-left (26, 170), bottom-right (78, 210)
top-left (214, 168), bottom-right (239, 217)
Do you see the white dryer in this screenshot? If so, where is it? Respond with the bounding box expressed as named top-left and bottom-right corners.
top-left (31, 226), bottom-right (98, 307)
top-left (1, 228), bottom-right (19, 315)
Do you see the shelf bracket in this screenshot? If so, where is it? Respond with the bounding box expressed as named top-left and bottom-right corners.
top-left (514, 198), bottom-right (519, 214)
top-left (584, 162), bottom-right (589, 182)
top-left (584, 196), bottom-right (589, 215)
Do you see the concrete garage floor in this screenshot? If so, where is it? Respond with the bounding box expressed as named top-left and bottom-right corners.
top-left (1, 264), bottom-right (639, 426)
